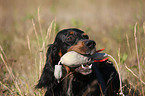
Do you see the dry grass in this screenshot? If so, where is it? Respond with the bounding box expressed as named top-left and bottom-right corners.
top-left (0, 0), bottom-right (145, 95)
top-left (0, 6), bottom-right (56, 95)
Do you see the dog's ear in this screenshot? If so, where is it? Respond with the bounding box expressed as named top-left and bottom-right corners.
top-left (35, 43), bottom-right (60, 88)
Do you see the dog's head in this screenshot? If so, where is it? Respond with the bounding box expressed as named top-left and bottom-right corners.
top-left (54, 28), bottom-right (96, 75)
top-left (54, 28), bottom-right (96, 55)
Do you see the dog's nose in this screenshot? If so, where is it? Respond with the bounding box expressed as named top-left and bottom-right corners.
top-left (84, 40), bottom-right (96, 49)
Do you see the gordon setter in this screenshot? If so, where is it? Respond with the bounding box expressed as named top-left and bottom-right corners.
top-left (36, 28), bottom-right (120, 96)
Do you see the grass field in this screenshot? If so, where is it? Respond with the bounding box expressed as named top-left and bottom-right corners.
top-left (0, 0), bottom-right (145, 95)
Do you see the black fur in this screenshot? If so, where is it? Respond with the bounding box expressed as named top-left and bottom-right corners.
top-left (36, 28), bottom-right (120, 96)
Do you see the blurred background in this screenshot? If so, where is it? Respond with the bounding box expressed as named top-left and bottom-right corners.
top-left (0, 0), bottom-right (145, 95)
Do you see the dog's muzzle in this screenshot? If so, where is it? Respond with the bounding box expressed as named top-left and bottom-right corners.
top-left (59, 51), bottom-right (94, 75)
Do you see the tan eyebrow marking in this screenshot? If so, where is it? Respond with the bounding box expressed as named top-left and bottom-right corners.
top-left (82, 33), bottom-right (87, 36)
top-left (69, 31), bottom-right (74, 35)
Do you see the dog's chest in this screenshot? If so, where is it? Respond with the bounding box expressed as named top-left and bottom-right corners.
top-left (63, 74), bottom-right (99, 96)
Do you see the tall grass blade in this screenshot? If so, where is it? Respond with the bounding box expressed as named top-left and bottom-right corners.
top-left (134, 22), bottom-right (141, 78)
top-left (0, 46), bottom-right (23, 96)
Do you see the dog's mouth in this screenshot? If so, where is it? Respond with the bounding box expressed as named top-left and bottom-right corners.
top-left (74, 53), bottom-right (93, 75)
top-left (60, 49), bottom-right (96, 75)
top-left (75, 63), bottom-right (93, 75)
top-left (61, 50), bottom-right (108, 75)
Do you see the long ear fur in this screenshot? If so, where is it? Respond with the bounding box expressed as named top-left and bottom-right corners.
top-left (35, 43), bottom-right (60, 89)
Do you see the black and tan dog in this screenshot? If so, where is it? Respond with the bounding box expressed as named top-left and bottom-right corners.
top-left (36, 28), bottom-right (120, 96)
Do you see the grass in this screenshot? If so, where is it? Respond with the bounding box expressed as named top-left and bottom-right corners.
top-left (0, 9), bottom-right (57, 95)
top-left (0, 0), bottom-right (145, 95)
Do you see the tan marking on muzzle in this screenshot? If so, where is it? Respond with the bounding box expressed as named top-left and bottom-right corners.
top-left (67, 40), bottom-right (88, 54)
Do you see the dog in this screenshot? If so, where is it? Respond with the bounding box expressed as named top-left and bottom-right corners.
top-left (36, 28), bottom-right (120, 96)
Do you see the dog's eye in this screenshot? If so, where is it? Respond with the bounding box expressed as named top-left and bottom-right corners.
top-left (82, 35), bottom-right (89, 39)
top-left (66, 36), bottom-right (75, 42)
